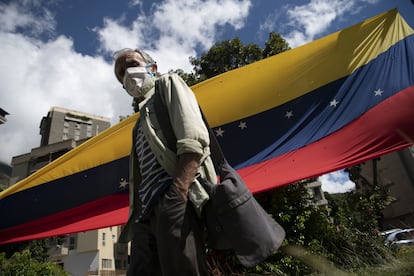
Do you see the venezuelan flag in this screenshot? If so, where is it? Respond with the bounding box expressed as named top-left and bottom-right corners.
top-left (0, 9), bottom-right (413, 244)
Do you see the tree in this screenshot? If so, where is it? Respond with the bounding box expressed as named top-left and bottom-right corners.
top-left (190, 37), bottom-right (263, 80)
top-left (0, 250), bottom-right (68, 276)
top-left (0, 239), bottom-right (51, 263)
top-left (263, 32), bottom-right (291, 58)
top-left (345, 160), bottom-right (395, 232)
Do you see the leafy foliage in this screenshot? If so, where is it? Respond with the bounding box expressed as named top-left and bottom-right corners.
top-left (0, 239), bottom-right (51, 263)
top-left (190, 37), bottom-right (262, 79)
top-left (263, 32), bottom-right (291, 58)
top-left (189, 34), bottom-right (290, 81)
top-left (345, 160), bottom-right (396, 231)
top-left (206, 178), bottom-right (394, 275)
top-left (0, 250), bottom-right (68, 276)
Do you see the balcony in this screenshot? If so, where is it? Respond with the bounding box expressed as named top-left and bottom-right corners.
top-left (49, 245), bottom-right (69, 257)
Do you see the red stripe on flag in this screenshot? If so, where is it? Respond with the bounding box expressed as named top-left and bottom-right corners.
top-left (242, 84), bottom-right (414, 193)
top-left (0, 194), bottom-right (129, 245)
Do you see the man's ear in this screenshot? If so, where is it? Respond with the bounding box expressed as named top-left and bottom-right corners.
top-left (151, 63), bottom-right (158, 73)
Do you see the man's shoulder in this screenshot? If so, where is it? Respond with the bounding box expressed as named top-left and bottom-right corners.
top-left (157, 72), bottom-right (183, 84)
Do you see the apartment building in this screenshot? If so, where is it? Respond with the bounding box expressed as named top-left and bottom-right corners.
top-left (49, 227), bottom-right (128, 276)
top-left (39, 106), bottom-right (110, 146)
top-left (10, 107), bottom-right (129, 275)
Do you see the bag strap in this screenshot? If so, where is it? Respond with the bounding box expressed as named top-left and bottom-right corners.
top-left (198, 107), bottom-right (227, 167)
top-left (153, 88), bottom-right (177, 153)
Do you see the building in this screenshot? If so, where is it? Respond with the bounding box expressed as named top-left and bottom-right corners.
top-left (10, 138), bottom-right (87, 185)
top-left (10, 107), bottom-right (128, 275)
top-left (0, 161), bottom-right (12, 189)
top-left (306, 180), bottom-right (328, 207)
top-left (49, 227), bottom-right (128, 276)
top-left (10, 107), bottom-right (111, 186)
top-left (39, 106), bottom-right (110, 146)
top-left (0, 108), bottom-right (9, 124)
top-left (360, 147), bottom-right (414, 229)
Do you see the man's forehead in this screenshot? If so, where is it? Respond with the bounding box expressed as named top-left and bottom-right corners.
top-left (128, 51), bottom-right (145, 59)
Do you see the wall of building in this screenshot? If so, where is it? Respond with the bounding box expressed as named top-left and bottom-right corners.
top-left (361, 148), bottom-right (414, 229)
top-left (98, 228), bottom-right (117, 271)
top-left (63, 250), bottom-right (99, 276)
top-left (77, 231), bottom-right (99, 253)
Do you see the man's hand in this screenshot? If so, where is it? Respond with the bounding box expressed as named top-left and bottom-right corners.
top-left (173, 153), bottom-right (201, 201)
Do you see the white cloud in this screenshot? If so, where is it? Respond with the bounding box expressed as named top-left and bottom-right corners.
top-left (276, 0), bottom-right (379, 48)
top-left (0, 0), bottom-right (253, 164)
top-left (96, 0), bottom-right (251, 72)
top-left (0, 32), bottom-right (132, 163)
top-left (0, 5), bottom-right (133, 164)
top-left (0, 1), bottom-right (56, 36)
top-left (319, 170), bottom-right (355, 194)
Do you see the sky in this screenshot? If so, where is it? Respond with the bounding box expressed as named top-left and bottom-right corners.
top-left (1, 0), bottom-right (413, 193)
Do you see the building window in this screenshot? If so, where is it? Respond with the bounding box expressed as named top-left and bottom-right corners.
top-left (75, 123), bottom-right (81, 129)
top-left (102, 232), bottom-right (106, 246)
top-left (102, 258), bottom-right (112, 269)
top-left (86, 130), bottom-right (92, 137)
top-left (311, 187), bottom-right (323, 201)
top-left (69, 236), bottom-right (76, 250)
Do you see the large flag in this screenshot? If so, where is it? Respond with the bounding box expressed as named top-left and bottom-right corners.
top-left (1, 9), bottom-right (413, 245)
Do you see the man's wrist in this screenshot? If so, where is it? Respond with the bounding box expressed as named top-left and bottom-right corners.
top-left (174, 152), bottom-right (201, 200)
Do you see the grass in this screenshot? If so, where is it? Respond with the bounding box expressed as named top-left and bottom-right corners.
top-left (273, 244), bottom-right (414, 276)
top-left (351, 246), bottom-right (414, 276)
top-left (206, 245), bottom-right (414, 275)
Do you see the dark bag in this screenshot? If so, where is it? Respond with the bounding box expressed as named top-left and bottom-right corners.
top-left (153, 91), bottom-right (285, 267)
top-left (198, 160), bottom-right (285, 267)
top-left (198, 114), bottom-right (285, 267)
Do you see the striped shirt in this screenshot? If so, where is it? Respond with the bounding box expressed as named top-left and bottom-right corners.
top-left (135, 120), bottom-right (172, 221)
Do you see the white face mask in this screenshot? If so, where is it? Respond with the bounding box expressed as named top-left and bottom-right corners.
top-left (123, 66), bottom-right (155, 98)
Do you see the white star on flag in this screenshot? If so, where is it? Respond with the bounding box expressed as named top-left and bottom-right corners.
top-left (215, 128), bottom-right (225, 137)
top-left (374, 88), bottom-right (384, 96)
top-left (330, 99), bottom-right (339, 107)
top-left (119, 178), bottom-right (129, 189)
top-left (238, 121), bottom-right (247, 129)
top-left (285, 111), bottom-right (294, 119)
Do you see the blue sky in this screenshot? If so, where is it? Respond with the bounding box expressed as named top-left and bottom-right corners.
top-left (1, 0), bottom-right (413, 192)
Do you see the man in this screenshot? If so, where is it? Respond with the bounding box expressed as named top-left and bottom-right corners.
top-left (113, 49), bottom-right (217, 275)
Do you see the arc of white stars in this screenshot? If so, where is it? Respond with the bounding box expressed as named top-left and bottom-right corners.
top-left (374, 88), bottom-right (384, 96)
top-left (330, 99), bottom-right (339, 107)
top-left (215, 128), bottom-right (224, 137)
top-left (285, 111), bottom-right (294, 119)
top-left (238, 121), bottom-right (247, 129)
